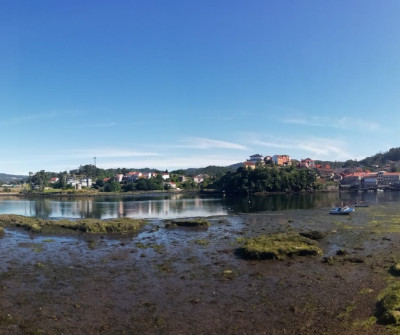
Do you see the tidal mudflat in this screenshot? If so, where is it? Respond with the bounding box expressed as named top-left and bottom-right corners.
top-left (1, 203), bottom-right (400, 334)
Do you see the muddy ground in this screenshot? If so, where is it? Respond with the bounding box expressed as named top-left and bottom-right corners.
top-left (1, 203), bottom-right (400, 334)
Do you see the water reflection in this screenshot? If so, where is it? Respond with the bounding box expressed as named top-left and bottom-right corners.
top-left (0, 190), bottom-right (400, 219)
top-left (0, 195), bottom-right (227, 219)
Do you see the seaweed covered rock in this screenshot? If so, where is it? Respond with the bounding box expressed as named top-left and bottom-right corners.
top-left (0, 226), bottom-right (4, 236)
top-left (299, 230), bottom-right (327, 241)
top-left (0, 214), bottom-right (148, 234)
top-left (377, 284), bottom-right (400, 325)
top-left (165, 218), bottom-right (211, 228)
top-left (236, 233), bottom-right (322, 260)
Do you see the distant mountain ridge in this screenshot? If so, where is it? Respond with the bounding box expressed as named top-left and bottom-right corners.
top-left (5, 147), bottom-right (400, 182)
top-left (0, 173), bottom-right (27, 183)
top-left (359, 147), bottom-right (400, 166)
top-left (175, 147), bottom-right (400, 176)
top-left (172, 163), bottom-right (242, 176)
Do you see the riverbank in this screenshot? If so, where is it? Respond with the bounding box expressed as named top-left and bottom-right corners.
top-left (0, 189), bottom-right (194, 198)
top-left (1, 203), bottom-right (400, 333)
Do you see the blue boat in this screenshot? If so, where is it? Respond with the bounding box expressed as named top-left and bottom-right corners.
top-left (329, 206), bottom-right (355, 215)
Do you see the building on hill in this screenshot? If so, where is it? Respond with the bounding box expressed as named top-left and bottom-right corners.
top-left (49, 177), bottom-right (59, 184)
top-left (194, 175), bottom-right (207, 183)
top-left (264, 155), bottom-right (272, 164)
top-left (124, 171), bottom-right (142, 182)
top-left (340, 173), bottom-right (363, 188)
top-left (272, 154), bottom-right (291, 166)
top-left (80, 178), bottom-right (92, 188)
top-left (377, 171), bottom-right (400, 186)
top-left (243, 161), bottom-right (256, 170)
top-left (299, 158), bottom-right (315, 169)
top-left (248, 154), bottom-right (264, 164)
top-left (340, 171), bottom-right (400, 189)
top-left (164, 182), bottom-right (177, 189)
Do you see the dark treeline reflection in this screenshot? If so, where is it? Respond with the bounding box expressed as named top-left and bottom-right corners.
top-left (223, 192), bottom-right (341, 213)
top-left (1, 191), bottom-right (400, 219)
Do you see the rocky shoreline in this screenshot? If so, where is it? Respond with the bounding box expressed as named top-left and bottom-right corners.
top-left (1, 204), bottom-right (400, 333)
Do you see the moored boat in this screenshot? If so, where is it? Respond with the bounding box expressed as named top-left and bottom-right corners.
top-left (329, 206), bottom-right (355, 215)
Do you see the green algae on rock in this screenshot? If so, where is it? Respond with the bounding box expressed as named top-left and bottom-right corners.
top-left (377, 283), bottom-right (400, 325)
top-left (236, 233), bottom-right (322, 260)
top-left (0, 214), bottom-right (148, 234)
top-left (164, 218), bottom-right (211, 228)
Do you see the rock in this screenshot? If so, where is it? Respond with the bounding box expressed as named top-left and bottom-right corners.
top-left (299, 230), bottom-right (327, 240)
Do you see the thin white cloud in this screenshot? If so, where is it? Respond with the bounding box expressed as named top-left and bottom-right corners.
top-left (82, 149), bottom-right (160, 159)
top-left (97, 155), bottom-right (243, 170)
top-left (3, 149), bottom-right (160, 164)
top-left (0, 112), bottom-right (58, 126)
top-left (179, 137), bottom-right (247, 150)
top-left (282, 115), bottom-right (381, 131)
top-left (282, 118), bottom-right (322, 127)
top-left (253, 137), bottom-right (353, 160)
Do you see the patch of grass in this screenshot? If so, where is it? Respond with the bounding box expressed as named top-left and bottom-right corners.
top-left (236, 233), bottom-right (322, 260)
top-left (351, 316), bottom-right (377, 331)
top-left (337, 303), bottom-right (355, 320)
top-left (359, 287), bottom-right (374, 295)
top-left (165, 218), bottom-right (211, 228)
top-left (0, 214), bottom-right (148, 234)
top-left (376, 282), bottom-right (400, 325)
top-left (0, 226), bottom-right (4, 236)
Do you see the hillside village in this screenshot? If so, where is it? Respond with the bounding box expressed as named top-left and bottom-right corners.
top-left (2, 148), bottom-right (400, 193)
top-left (20, 168), bottom-right (208, 193)
top-left (243, 153), bottom-right (400, 190)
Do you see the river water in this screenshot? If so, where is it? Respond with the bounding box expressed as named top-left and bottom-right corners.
top-left (0, 190), bottom-right (399, 220)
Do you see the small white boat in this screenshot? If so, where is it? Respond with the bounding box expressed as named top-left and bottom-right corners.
top-left (330, 206), bottom-right (355, 215)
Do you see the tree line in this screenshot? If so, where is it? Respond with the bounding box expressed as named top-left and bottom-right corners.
top-left (27, 164), bottom-right (318, 194)
top-left (210, 166), bottom-right (317, 194)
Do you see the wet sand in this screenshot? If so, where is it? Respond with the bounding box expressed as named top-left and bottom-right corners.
top-left (1, 203), bottom-right (400, 334)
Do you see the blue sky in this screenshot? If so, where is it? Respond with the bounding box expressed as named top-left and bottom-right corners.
top-left (1, 1), bottom-right (400, 175)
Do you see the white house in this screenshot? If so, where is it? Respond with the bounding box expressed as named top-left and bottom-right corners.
top-left (164, 182), bottom-right (177, 189)
top-left (124, 171), bottom-right (142, 182)
top-left (193, 175), bottom-right (204, 184)
top-left (80, 178), bottom-right (92, 188)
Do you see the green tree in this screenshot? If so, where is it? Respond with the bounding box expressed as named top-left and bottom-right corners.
top-left (29, 170), bottom-right (50, 191)
top-left (104, 181), bottom-right (121, 192)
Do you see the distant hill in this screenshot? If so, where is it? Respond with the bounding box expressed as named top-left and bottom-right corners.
top-left (359, 147), bottom-right (400, 167)
top-left (172, 164), bottom-right (242, 177)
top-left (175, 148), bottom-right (400, 176)
top-left (0, 173), bottom-right (28, 184)
top-left (314, 147), bottom-right (400, 170)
